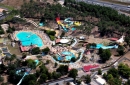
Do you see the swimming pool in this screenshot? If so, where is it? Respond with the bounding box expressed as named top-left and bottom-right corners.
top-left (71, 27), bottom-right (76, 31)
top-left (57, 51), bottom-right (75, 61)
top-left (34, 60), bottom-right (39, 66)
top-left (16, 32), bottom-right (44, 47)
top-left (39, 22), bottom-right (44, 26)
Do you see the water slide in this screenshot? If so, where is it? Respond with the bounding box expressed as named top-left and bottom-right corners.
top-left (64, 18), bottom-right (74, 26)
top-left (56, 17), bottom-right (68, 32)
top-left (101, 45), bottom-right (118, 49)
top-left (91, 44), bottom-right (118, 49)
top-left (61, 24), bottom-right (68, 32)
top-left (71, 38), bottom-right (77, 47)
top-left (17, 72), bottom-right (28, 85)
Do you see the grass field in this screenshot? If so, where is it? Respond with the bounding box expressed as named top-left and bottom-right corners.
top-left (101, 0), bottom-right (130, 6)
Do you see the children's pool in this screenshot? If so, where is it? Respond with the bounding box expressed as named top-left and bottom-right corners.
top-left (16, 32), bottom-right (44, 47)
top-left (57, 51), bottom-right (75, 61)
top-left (71, 27), bottom-right (76, 31)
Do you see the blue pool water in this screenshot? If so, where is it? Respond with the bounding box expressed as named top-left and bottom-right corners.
top-left (39, 22), bottom-right (44, 26)
top-left (71, 27), bottom-right (76, 31)
top-left (34, 60), bottom-right (39, 66)
top-left (16, 32), bottom-right (44, 47)
top-left (57, 51), bottom-right (75, 61)
top-left (91, 44), bottom-right (118, 49)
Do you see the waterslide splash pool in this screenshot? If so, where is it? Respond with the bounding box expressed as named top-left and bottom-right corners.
top-left (71, 27), bottom-right (76, 31)
top-left (91, 44), bottom-right (118, 49)
top-left (57, 51), bottom-right (75, 61)
top-left (39, 22), bottom-right (44, 26)
top-left (16, 32), bottom-right (44, 47)
top-left (34, 60), bottom-right (39, 66)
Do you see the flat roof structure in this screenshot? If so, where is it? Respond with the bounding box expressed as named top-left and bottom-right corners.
top-left (95, 75), bottom-right (106, 85)
top-left (83, 64), bottom-right (99, 72)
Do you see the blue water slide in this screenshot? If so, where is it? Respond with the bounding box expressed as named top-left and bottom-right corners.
top-left (61, 24), bottom-right (68, 32)
top-left (101, 45), bottom-right (118, 49)
top-left (64, 18), bottom-right (74, 26)
top-left (17, 72), bottom-right (28, 85)
top-left (91, 44), bottom-right (118, 49)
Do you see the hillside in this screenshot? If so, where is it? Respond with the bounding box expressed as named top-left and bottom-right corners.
top-left (1, 0), bottom-right (54, 9)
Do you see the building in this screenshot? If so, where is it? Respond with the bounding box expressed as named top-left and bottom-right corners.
top-left (95, 75), bottom-right (106, 85)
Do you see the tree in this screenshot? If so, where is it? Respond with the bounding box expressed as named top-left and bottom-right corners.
top-left (26, 59), bottom-right (36, 69)
top-left (28, 80), bottom-right (40, 85)
top-left (21, 74), bottom-right (37, 85)
top-left (22, 53), bottom-right (27, 59)
top-left (90, 43), bottom-right (96, 48)
top-left (68, 69), bottom-right (78, 82)
top-left (71, 57), bottom-right (76, 62)
top-left (86, 44), bottom-right (90, 50)
top-left (56, 65), bottom-right (68, 75)
top-left (0, 26), bottom-right (4, 35)
top-left (0, 76), bottom-right (4, 82)
top-left (98, 69), bottom-right (102, 75)
top-left (10, 54), bottom-right (16, 62)
top-left (103, 73), bottom-right (107, 80)
top-left (39, 73), bottom-right (48, 83)
top-left (98, 48), bottom-right (103, 54)
top-left (125, 36), bottom-right (130, 45)
top-left (100, 49), bottom-right (111, 63)
top-left (117, 45), bottom-right (125, 55)
top-left (42, 47), bottom-right (50, 54)
top-left (118, 63), bottom-right (130, 78)
top-left (52, 71), bottom-right (61, 79)
top-left (107, 68), bottom-right (119, 78)
top-left (54, 62), bottom-right (58, 68)
top-left (31, 47), bottom-right (41, 55)
top-left (85, 75), bottom-right (91, 84)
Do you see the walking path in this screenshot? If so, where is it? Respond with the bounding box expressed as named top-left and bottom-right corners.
top-left (15, 15), bottom-right (39, 28)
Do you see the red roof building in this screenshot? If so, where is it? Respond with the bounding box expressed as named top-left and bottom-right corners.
top-left (83, 64), bottom-right (99, 72)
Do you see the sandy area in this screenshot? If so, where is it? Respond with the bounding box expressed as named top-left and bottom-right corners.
top-left (88, 35), bottom-right (110, 45)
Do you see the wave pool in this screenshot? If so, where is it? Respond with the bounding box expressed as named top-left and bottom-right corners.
top-left (16, 32), bottom-right (44, 47)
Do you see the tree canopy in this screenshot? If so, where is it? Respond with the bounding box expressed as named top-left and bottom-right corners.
top-left (68, 69), bottom-right (78, 80)
top-left (99, 49), bottom-right (111, 63)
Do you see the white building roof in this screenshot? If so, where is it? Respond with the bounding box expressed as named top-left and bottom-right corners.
top-left (60, 39), bottom-right (70, 43)
top-left (96, 77), bottom-right (106, 85)
top-left (70, 82), bottom-right (75, 85)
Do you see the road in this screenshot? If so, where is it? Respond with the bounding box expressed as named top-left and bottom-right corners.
top-left (43, 77), bottom-right (73, 85)
top-left (76, 0), bottom-right (130, 12)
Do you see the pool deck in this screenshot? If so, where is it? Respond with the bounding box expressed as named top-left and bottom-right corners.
top-left (12, 30), bottom-right (52, 49)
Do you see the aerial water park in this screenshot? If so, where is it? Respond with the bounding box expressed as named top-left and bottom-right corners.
top-left (56, 17), bottom-right (81, 32)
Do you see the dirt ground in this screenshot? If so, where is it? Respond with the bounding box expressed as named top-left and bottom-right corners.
top-left (1, 0), bottom-right (54, 9)
top-left (88, 35), bottom-right (111, 44)
top-left (122, 59), bottom-right (130, 67)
